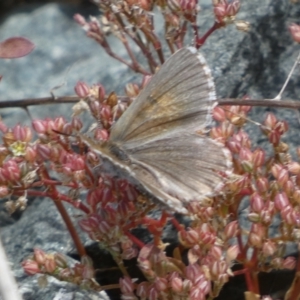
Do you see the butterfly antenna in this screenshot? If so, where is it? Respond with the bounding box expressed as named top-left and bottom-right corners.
top-left (49, 61), bottom-right (79, 99)
top-left (273, 50), bottom-right (300, 101)
top-left (23, 106), bottom-right (33, 122)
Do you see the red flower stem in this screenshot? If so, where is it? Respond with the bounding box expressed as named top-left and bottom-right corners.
top-left (38, 166), bottom-right (87, 258)
top-left (195, 21), bottom-right (223, 48)
top-left (178, 20), bottom-right (188, 48)
top-left (232, 268), bottom-right (247, 276)
top-left (125, 231), bottom-right (144, 249)
top-left (285, 255), bottom-right (300, 300)
top-left (237, 232), bottom-right (246, 260)
top-left (243, 268), bottom-right (257, 294)
top-left (31, 179), bottom-right (78, 188)
top-left (249, 248), bottom-right (260, 294)
top-left (22, 189), bottom-right (90, 214)
top-left (171, 217), bottom-right (183, 231)
top-left (114, 10), bottom-right (158, 73)
top-left (232, 267), bottom-right (258, 293)
top-left (52, 194), bottom-right (86, 257)
top-left (89, 30), bottom-right (142, 74)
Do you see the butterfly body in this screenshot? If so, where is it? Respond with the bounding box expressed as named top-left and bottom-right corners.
top-left (81, 47), bottom-right (232, 214)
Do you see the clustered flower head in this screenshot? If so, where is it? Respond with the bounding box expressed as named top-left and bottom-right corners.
top-left (211, 104), bottom-right (298, 270)
top-left (22, 249), bottom-right (100, 290)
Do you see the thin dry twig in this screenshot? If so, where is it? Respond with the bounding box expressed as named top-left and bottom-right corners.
top-left (1, 96), bottom-right (300, 110)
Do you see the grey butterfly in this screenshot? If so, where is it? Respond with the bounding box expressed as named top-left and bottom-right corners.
top-left (80, 47), bottom-right (232, 214)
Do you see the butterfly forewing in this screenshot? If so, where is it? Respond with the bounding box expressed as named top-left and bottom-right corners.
top-left (109, 47), bottom-right (216, 146)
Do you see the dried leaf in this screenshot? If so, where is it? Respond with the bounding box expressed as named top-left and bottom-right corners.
top-left (0, 37), bottom-right (35, 59)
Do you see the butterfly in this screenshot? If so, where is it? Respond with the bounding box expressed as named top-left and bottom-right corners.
top-left (79, 47), bottom-right (232, 214)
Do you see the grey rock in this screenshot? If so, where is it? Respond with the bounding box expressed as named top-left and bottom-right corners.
top-left (0, 1), bottom-right (300, 300)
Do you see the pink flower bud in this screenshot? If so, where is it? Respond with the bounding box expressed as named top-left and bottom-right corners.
top-left (136, 282), bottom-right (149, 298)
top-left (226, 0), bottom-right (240, 16)
top-left (78, 218), bottom-right (96, 232)
top-left (210, 126), bottom-right (223, 140)
top-left (289, 23), bottom-right (300, 43)
top-left (224, 220), bottom-right (239, 239)
top-left (86, 151), bottom-right (100, 168)
top-left (274, 192), bottom-right (289, 210)
top-left (122, 247), bottom-right (138, 260)
top-left (227, 139), bottom-right (241, 153)
top-left (74, 81), bottom-right (90, 98)
top-left (53, 117), bottom-right (66, 132)
top-left (268, 130), bottom-right (280, 145)
top-left (89, 100), bottom-right (100, 115)
top-left (148, 287), bottom-right (159, 300)
top-left (213, 106), bottom-right (226, 122)
top-left (262, 240), bottom-right (276, 257)
top-left (0, 186), bottom-right (9, 197)
top-left (271, 164), bottom-right (283, 179)
top-left (73, 14), bottom-right (87, 26)
top-left (264, 113), bottom-right (277, 129)
top-left (190, 286), bottom-right (205, 300)
top-left (252, 148), bottom-right (265, 168)
top-left (185, 229), bottom-right (200, 245)
top-left (0, 121), bottom-right (8, 133)
top-left (239, 148), bottom-right (253, 161)
top-left (3, 160), bottom-right (20, 181)
top-left (283, 180), bottom-right (294, 197)
top-left (34, 248), bottom-right (46, 265)
top-left (54, 253), bottom-right (68, 268)
top-left (250, 193), bottom-right (264, 213)
top-left (125, 83), bottom-right (140, 97)
top-left (288, 161), bottom-right (300, 175)
top-left (274, 120), bottom-right (288, 135)
top-left (249, 232), bottom-right (262, 248)
top-left (226, 245), bottom-right (239, 263)
top-left (44, 257), bottom-right (56, 273)
top-left (154, 277), bottom-right (168, 291)
top-left (24, 146), bottom-right (37, 162)
top-left (119, 276), bottom-right (135, 294)
top-left (293, 189), bottom-right (300, 204)
top-left (211, 261), bottom-right (228, 278)
top-left (37, 144), bottom-right (51, 160)
top-left (214, 4), bottom-right (226, 22)
top-left (179, 0), bottom-right (196, 12)
top-left (94, 128), bottom-right (109, 141)
top-left (100, 105), bottom-right (112, 121)
top-left (209, 245), bottom-right (222, 260)
top-left (141, 75), bottom-right (152, 89)
top-left (32, 119), bottom-right (47, 134)
top-left (186, 264), bottom-right (203, 283)
top-left (98, 220), bottom-right (111, 234)
top-left (71, 117), bottom-right (83, 131)
top-left (13, 124), bottom-right (32, 142)
top-left (271, 257), bottom-right (283, 269)
top-left (283, 256), bottom-right (296, 270)
top-left (171, 277), bottom-right (183, 293)
top-left (22, 259), bottom-right (41, 275)
top-left (256, 177), bottom-right (269, 194)
top-left (280, 206), bottom-right (294, 225)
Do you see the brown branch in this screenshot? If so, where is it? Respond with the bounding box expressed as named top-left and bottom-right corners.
top-left (2, 96), bottom-right (300, 110)
top-left (217, 98), bottom-right (300, 109)
top-left (0, 95), bottom-right (129, 109)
